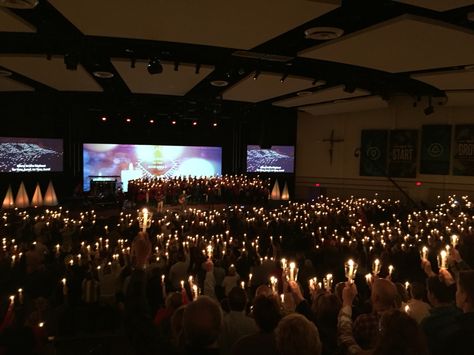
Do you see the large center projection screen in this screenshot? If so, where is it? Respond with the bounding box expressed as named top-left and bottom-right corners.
top-left (83, 144), bottom-right (222, 192)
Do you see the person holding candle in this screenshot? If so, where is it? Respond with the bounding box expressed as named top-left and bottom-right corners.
top-left (219, 287), bottom-right (257, 354)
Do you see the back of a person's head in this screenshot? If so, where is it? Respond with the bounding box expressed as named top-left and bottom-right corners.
top-left (253, 295), bottom-right (281, 332)
top-left (255, 285), bottom-right (273, 298)
top-left (457, 270), bottom-right (474, 308)
top-left (275, 313), bottom-right (321, 355)
top-left (373, 310), bottom-right (429, 355)
top-left (315, 293), bottom-right (341, 328)
top-left (166, 292), bottom-right (183, 310)
top-left (183, 296), bottom-right (223, 349)
top-left (177, 251), bottom-right (185, 262)
top-left (228, 287), bottom-right (247, 312)
top-left (410, 282), bottom-right (426, 301)
top-left (372, 279), bottom-right (398, 310)
top-left (426, 275), bottom-right (454, 304)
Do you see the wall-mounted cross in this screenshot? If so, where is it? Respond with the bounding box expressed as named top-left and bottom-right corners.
top-left (323, 129), bottom-right (344, 165)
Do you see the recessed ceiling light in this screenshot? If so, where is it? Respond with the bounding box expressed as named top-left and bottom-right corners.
top-left (304, 27), bottom-right (344, 40)
top-left (0, 69), bottom-right (12, 77)
top-left (0, 0), bottom-right (38, 9)
top-left (297, 91), bottom-right (313, 96)
top-left (93, 71), bottom-right (114, 79)
top-left (210, 80), bottom-right (229, 87)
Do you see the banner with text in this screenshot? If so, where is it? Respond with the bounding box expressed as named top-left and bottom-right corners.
top-left (453, 125), bottom-right (474, 176)
top-left (420, 125), bottom-right (451, 175)
top-left (388, 130), bottom-right (418, 178)
top-left (360, 130), bottom-right (388, 176)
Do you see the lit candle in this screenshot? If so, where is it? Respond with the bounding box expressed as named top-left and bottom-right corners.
top-left (372, 258), bottom-right (381, 275)
top-left (404, 304), bottom-right (410, 314)
top-left (365, 273), bottom-right (372, 285)
top-left (248, 273), bottom-right (253, 287)
top-left (421, 246), bottom-right (428, 260)
top-left (180, 280), bottom-right (185, 290)
top-left (270, 276), bottom-right (278, 294)
top-left (405, 281), bottom-right (410, 290)
top-left (18, 288), bottom-right (23, 304)
top-left (324, 274), bottom-right (333, 292)
top-left (241, 281), bottom-right (245, 289)
top-left (61, 278), bottom-right (67, 295)
top-left (345, 259), bottom-right (357, 282)
top-left (451, 234), bottom-right (459, 248)
top-left (388, 265), bottom-right (394, 277)
top-left (289, 262), bottom-right (296, 281)
top-left (142, 208), bottom-right (148, 233)
top-left (438, 249), bottom-right (448, 269)
top-left (9, 295), bottom-right (14, 305)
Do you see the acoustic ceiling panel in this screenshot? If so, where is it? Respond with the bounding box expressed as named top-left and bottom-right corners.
top-left (0, 55), bottom-right (103, 91)
top-left (0, 8), bottom-right (36, 32)
top-left (299, 15), bottom-right (474, 73)
top-left (395, 0), bottom-right (474, 12)
top-left (0, 76), bottom-right (34, 91)
top-left (273, 85), bottom-right (369, 107)
top-left (112, 59), bottom-right (214, 95)
top-left (49, 0), bottom-right (340, 49)
top-left (222, 72), bottom-right (315, 103)
top-left (412, 70), bottom-right (474, 90)
top-left (299, 96), bottom-right (388, 116)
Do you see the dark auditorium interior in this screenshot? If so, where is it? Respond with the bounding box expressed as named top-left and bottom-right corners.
top-left (1, 1), bottom-right (474, 355)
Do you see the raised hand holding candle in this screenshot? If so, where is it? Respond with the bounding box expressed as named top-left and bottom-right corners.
top-left (18, 288), bottom-right (23, 304)
top-left (345, 259), bottom-right (357, 282)
top-left (324, 274), bottom-right (333, 292)
top-left (289, 262), bottom-right (296, 281)
top-left (270, 276), bottom-right (278, 294)
top-left (365, 273), bottom-right (372, 285)
top-left (61, 278), bottom-right (67, 295)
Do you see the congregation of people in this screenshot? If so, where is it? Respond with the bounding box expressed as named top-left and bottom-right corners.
top-left (0, 182), bottom-right (473, 355)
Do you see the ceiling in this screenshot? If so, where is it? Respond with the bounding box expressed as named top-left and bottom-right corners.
top-left (1, 0), bottom-right (474, 119)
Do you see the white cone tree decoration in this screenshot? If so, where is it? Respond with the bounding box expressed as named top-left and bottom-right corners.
top-left (270, 179), bottom-right (280, 200)
top-left (2, 185), bottom-right (15, 209)
top-left (281, 181), bottom-right (290, 200)
top-left (44, 180), bottom-right (58, 206)
top-left (15, 181), bottom-right (30, 208)
top-left (31, 182), bottom-right (44, 207)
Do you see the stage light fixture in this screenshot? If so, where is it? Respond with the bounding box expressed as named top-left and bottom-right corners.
top-left (147, 57), bottom-right (163, 74)
top-left (212, 122), bottom-right (218, 127)
top-left (125, 117), bottom-right (132, 123)
top-left (280, 73), bottom-right (288, 83)
top-left (101, 116), bottom-right (107, 122)
top-left (424, 97), bottom-right (434, 116)
top-left (64, 53), bottom-right (78, 70)
top-left (192, 121), bottom-right (198, 126)
top-left (171, 120), bottom-right (177, 125)
top-left (149, 119), bottom-right (155, 124)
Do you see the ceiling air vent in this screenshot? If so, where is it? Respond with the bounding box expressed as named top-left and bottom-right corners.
top-left (304, 27), bottom-right (344, 40)
top-left (0, 0), bottom-right (38, 9)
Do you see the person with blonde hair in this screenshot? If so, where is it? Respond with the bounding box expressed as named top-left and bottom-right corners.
top-left (275, 313), bottom-right (322, 355)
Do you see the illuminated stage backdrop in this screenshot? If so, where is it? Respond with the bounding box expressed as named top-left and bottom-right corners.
top-left (83, 144), bottom-right (222, 192)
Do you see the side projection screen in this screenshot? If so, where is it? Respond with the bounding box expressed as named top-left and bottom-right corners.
top-left (0, 137), bottom-right (63, 172)
top-left (83, 143), bottom-right (222, 192)
top-left (246, 145), bottom-right (295, 173)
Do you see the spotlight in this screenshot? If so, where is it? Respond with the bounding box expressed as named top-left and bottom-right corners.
top-left (101, 116), bottom-right (107, 122)
top-left (424, 97), bottom-right (434, 116)
top-left (195, 64), bottom-right (201, 74)
top-left (149, 119), bottom-right (155, 124)
top-left (424, 105), bottom-right (434, 116)
top-left (171, 120), bottom-right (177, 125)
top-left (147, 57), bottom-right (163, 74)
top-left (192, 121), bottom-right (198, 126)
top-left (253, 70), bottom-right (261, 80)
top-left (212, 122), bottom-right (218, 127)
top-left (280, 73), bottom-right (288, 83)
top-left (64, 53), bottom-right (78, 70)
top-left (125, 117), bottom-right (132, 123)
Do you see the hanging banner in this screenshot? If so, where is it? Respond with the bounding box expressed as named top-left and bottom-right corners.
top-left (388, 130), bottom-right (418, 178)
top-left (360, 130), bottom-right (388, 176)
top-left (420, 125), bottom-right (451, 175)
top-left (453, 125), bottom-right (474, 176)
